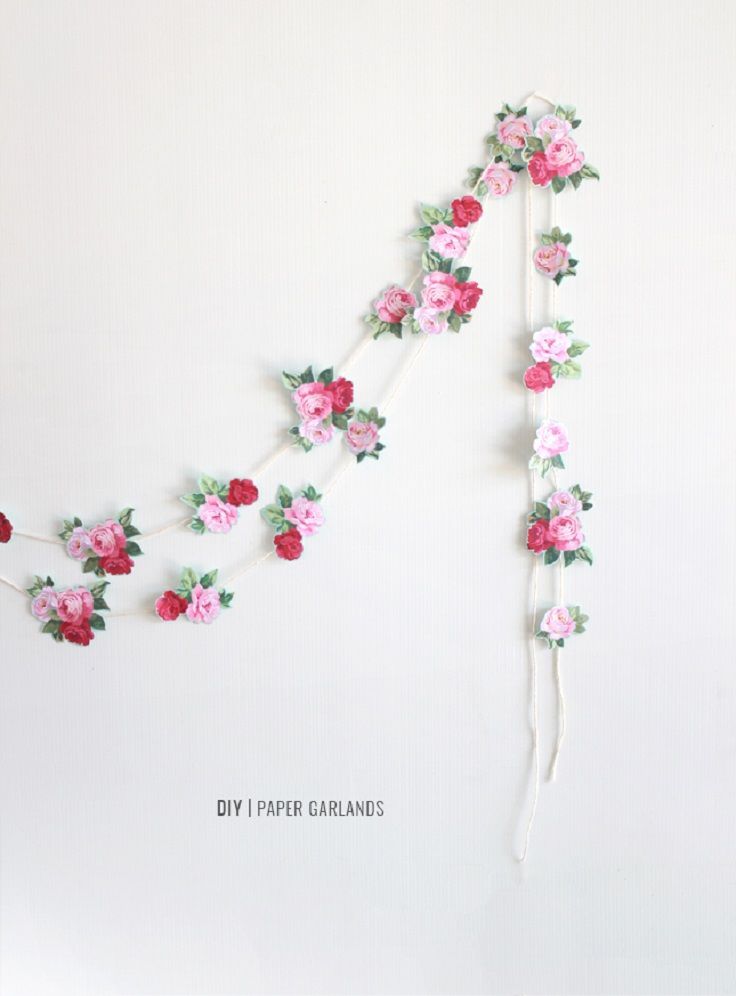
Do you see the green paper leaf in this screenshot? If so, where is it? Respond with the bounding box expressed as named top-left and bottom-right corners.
top-left (125, 541), bottom-right (142, 556)
top-left (189, 518), bottom-right (206, 534)
top-left (277, 485), bottom-right (292, 508)
top-left (261, 504), bottom-right (285, 527)
top-left (118, 508), bottom-right (134, 528)
top-left (563, 551), bottom-right (576, 568)
top-left (200, 569), bottom-right (218, 589)
top-left (199, 475), bottom-right (220, 496)
top-left (281, 371), bottom-right (302, 390)
top-left (534, 502), bottom-right (550, 520)
top-left (299, 366), bottom-right (314, 384)
top-left (454, 266), bottom-right (472, 283)
top-left (179, 567), bottom-right (198, 593)
top-left (123, 524), bottom-right (141, 538)
top-left (180, 492), bottom-right (205, 509)
top-left (317, 367), bottom-right (333, 385)
top-left (93, 596), bottom-right (109, 611)
top-left (410, 225), bottom-right (434, 241)
top-left (544, 547), bottom-right (560, 566)
top-left (89, 613), bottom-right (106, 631)
top-left (82, 556), bottom-right (99, 574)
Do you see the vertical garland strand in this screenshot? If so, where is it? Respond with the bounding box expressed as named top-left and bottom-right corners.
top-left (519, 172), bottom-right (539, 863)
top-left (548, 191), bottom-right (567, 782)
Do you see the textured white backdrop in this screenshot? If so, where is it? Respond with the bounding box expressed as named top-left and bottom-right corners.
top-left (1, 2), bottom-right (735, 994)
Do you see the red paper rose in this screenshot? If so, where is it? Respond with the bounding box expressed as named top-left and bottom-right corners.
top-left (527, 519), bottom-right (553, 553)
top-left (100, 551), bottom-right (134, 575)
top-left (61, 620), bottom-right (94, 646)
top-left (274, 527), bottom-right (303, 561)
top-left (227, 478), bottom-right (259, 506)
top-left (528, 151), bottom-right (553, 187)
top-left (155, 590), bottom-right (189, 621)
top-left (454, 281), bottom-right (483, 315)
top-left (451, 195), bottom-right (483, 228)
top-left (0, 512), bottom-right (12, 543)
top-left (523, 361), bottom-right (555, 393)
top-left (325, 377), bottom-right (354, 414)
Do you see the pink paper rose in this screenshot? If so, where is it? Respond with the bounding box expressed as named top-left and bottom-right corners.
top-left (548, 490), bottom-right (582, 516)
top-left (421, 272), bottom-right (457, 311)
top-left (545, 136), bottom-right (584, 177)
top-left (375, 285), bottom-right (416, 324)
top-left (530, 326), bottom-right (570, 364)
top-left (185, 583), bottom-right (221, 624)
top-left (198, 494), bottom-right (239, 533)
top-left (298, 420), bottom-right (334, 446)
top-left (541, 606), bottom-right (576, 640)
top-left (346, 420), bottom-right (380, 455)
top-left (481, 162), bottom-right (517, 198)
top-left (31, 586), bottom-right (58, 622)
top-left (533, 242), bottom-right (570, 279)
top-left (88, 520), bottom-right (125, 558)
top-left (284, 497), bottom-right (324, 537)
top-left (293, 382), bottom-right (333, 422)
top-left (56, 587), bottom-right (93, 624)
top-left (414, 306), bottom-right (448, 335)
top-left (496, 113), bottom-right (533, 149)
top-left (547, 515), bottom-right (584, 551)
top-left (66, 526), bottom-right (91, 560)
top-left (533, 419), bottom-right (570, 459)
top-left (534, 114), bottom-right (571, 141)
top-left (428, 224), bottom-right (470, 260)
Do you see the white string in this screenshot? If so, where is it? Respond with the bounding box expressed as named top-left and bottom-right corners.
top-left (0, 574), bottom-right (27, 595)
top-left (12, 530), bottom-right (64, 546)
top-left (548, 186), bottom-right (568, 782)
top-left (519, 171), bottom-right (540, 864)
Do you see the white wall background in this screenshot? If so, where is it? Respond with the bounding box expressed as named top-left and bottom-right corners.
top-left (1, 2), bottom-right (735, 994)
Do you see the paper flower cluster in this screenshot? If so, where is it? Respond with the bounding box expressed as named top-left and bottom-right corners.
top-left (529, 419), bottom-right (570, 478)
top-left (283, 366), bottom-right (349, 446)
top-left (27, 575), bottom-right (109, 645)
top-left (155, 568), bottom-right (233, 624)
top-left (261, 485), bottom-right (324, 561)
top-left (60, 508), bottom-right (142, 577)
top-left (526, 485), bottom-right (593, 567)
top-left (468, 102), bottom-right (599, 196)
top-left (365, 202), bottom-right (484, 340)
top-left (523, 321), bottom-right (589, 393)
top-left (180, 475), bottom-right (258, 534)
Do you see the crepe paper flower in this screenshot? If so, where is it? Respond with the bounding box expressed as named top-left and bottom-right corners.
top-left (26, 575), bottom-right (109, 645)
top-left (59, 508), bottom-right (142, 577)
top-left (536, 605), bottom-right (589, 649)
top-left (451, 195), bottom-right (483, 227)
top-left (523, 321), bottom-right (590, 391)
top-left (261, 485), bottom-right (323, 562)
top-left (156, 567), bottom-right (233, 623)
top-left (529, 419), bottom-right (569, 478)
top-left (180, 475), bottom-right (257, 534)
top-left (345, 408), bottom-right (386, 462)
top-left (523, 361), bottom-right (555, 393)
top-left (282, 365), bottom-right (359, 451)
top-left (527, 485), bottom-right (593, 567)
top-left (0, 512), bottom-right (12, 543)
top-left (364, 286), bottom-right (417, 340)
top-left (534, 228), bottom-right (577, 283)
top-left (480, 162), bottom-right (517, 198)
